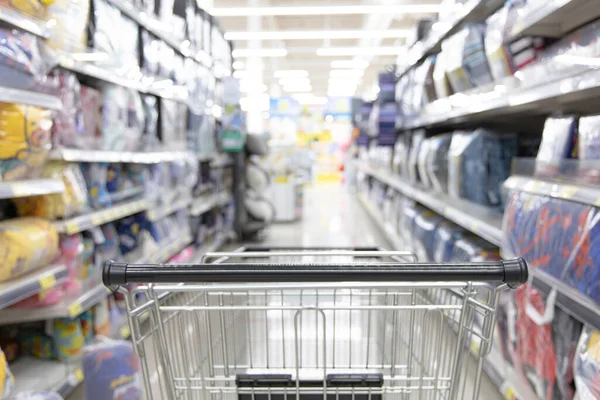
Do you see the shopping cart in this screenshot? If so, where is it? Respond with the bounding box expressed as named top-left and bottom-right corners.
top-left (103, 246), bottom-right (528, 400)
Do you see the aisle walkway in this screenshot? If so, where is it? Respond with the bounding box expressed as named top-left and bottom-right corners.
top-left (261, 183), bottom-right (386, 248)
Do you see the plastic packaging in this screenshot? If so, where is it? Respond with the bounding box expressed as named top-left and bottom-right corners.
top-left (159, 99), bottom-right (186, 151)
top-left (426, 133), bottom-right (452, 193)
top-left (51, 70), bottom-right (85, 149)
top-left (407, 130), bottom-right (425, 184)
top-left (140, 30), bottom-right (160, 78)
top-left (46, 0), bottom-right (90, 53)
top-left (0, 217), bottom-right (59, 282)
top-left (462, 23), bottom-right (494, 88)
top-left (100, 85), bottom-right (128, 151)
top-left (0, 347), bottom-right (14, 397)
top-left (82, 339), bottom-right (143, 400)
top-left (485, 7), bottom-right (514, 81)
top-left (551, 308), bottom-right (582, 400)
top-left (433, 46), bottom-right (453, 98)
top-left (503, 190), bottom-right (600, 306)
top-left (246, 161), bottom-right (269, 193)
top-left (574, 326), bottom-right (600, 399)
top-left (535, 115), bottom-right (578, 178)
top-left (432, 221), bottom-right (466, 263)
top-left (416, 138), bottom-right (431, 187)
top-left (445, 29), bottom-right (472, 93)
top-left (81, 163), bottom-right (112, 209)
top-left (0, 103), bottom-right (52, 182)
top-left (140, 95), bottom-right (160, 151)
top-left (0, 27), bottom-right (50, 92)
top-left (125, 89), bottom-right (144, 152)
top-left (413, 210), bottom-right (445, 262)
top-left (451, 234), bottom-right (499, 262)
top-left (80, 85), bottom-right (102, 150)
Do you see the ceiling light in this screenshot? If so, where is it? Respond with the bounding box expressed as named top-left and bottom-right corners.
top-left (279, 77), bottom-right (311, 86)
top-left (232, 48), bottom-right (287, 58)
top-left (225, 29), bottom-right (410, 41)
top-left (274, 70), bottom-right (309, 78)
top-left (317, 47), bottom-right (404, 56)
top-left (282, 85), bottom-right (312, 93)
top-left (331, 60), bottom-right (369, 69)
top-left (232, 61), bottom-right (245, 70)
top-left (330, 69), bottom-right (364, 78)
top-left (233, 70), bottom-right (248, 79)
top-left (211, 4), bottom-right (441, 17)
top-left (240, 83), bottom-right (268, 93)
top-left (328, 78), bottom-right (361, 86)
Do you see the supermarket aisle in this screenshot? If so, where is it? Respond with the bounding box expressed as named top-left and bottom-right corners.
top-left (261, 183), bottom-right (386, 247)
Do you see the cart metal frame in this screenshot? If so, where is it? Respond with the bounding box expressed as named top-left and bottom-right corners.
top-left (103, 246), bottom-right (528, 400)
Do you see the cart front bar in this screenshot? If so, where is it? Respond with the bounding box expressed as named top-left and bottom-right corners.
top-left (103, 258), bottom-right (527, 287)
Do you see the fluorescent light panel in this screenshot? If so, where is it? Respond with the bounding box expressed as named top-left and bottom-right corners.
top-left (232, 61), bottom-right (245, 70)
top-left (317, 47), bottom-right (404, 56)
top-left (283, 86), bottom-right (312, 93)
top-left (330, 69), bottom-right (364, 78)
top-left (225, 29), bottom-right (410, 41)
top-left (211, 4), bottom-right (441, 17)
top-left (232, 48), bottom-right (287, 58)
top-left (279, 77), bottom-right (311, 86)
top-left (274, 70), bottom-right (308, 78)
top-left (331, 60), bottom-right (369, 69)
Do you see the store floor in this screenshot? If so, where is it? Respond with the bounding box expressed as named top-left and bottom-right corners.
top-left (68, 183), bottom-right (501, 400)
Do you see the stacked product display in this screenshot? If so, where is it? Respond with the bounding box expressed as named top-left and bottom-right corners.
top-left (0, 0), bottom-right (235, 397)
top-left (357, 0), bottom-right (600, 399)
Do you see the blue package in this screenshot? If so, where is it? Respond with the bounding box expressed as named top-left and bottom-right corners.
top-left (82, 340), bottom-right (143, 400)
top-left (378, 72), bottom-right (396, 103)
top-left (448, 129), bottom-right (517, 209)
top-left (433, 221), bottom-right (467, 262)
top-left (535, 115), bottom-right (578, 178)
top-left (463, 23), bottom-right (494, 88)
top-left (115, 214), bottom-right (145, 256)
top-left (413, 211), bottom-right (445, 262)
top-left (105, 164), bottom-right (122, 193)
top-left (81, 163), bottom-right (112, 209)
top-left (399, 200), bottom-right (427, 251)
top-left (504, 190), bottom-right (600, 306)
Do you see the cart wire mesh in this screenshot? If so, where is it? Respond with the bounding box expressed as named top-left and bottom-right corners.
top-left (110, 247), bottom-right (523, 400)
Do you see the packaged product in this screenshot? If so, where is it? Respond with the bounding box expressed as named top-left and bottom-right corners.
top-left (100, 85), bottom-right (128, 151)
top-left (140, 95), bottom-right (160, 151)
top-left (462, 23), bottom-right (493, 88)
top-left (0, 348), bottom-right (14, 397)
top-left (416, 138), bottom-right (432, 187)
top-left (577, 115), bottom-right (600, 183)
top-left (124, 90), bottom-right (144, 152)
top-left (0, 217), bottom-right (58, 282)
top-left (485, 8), bottom-right (514, 81)
top-left (399, 200), bottom-right (426, 251)
top-left (0, 27), bottom-right (51, 92)
top-left (551, 308), bottom-right (581, 400)
top-left (574, 326), bottom-right (600, 399)
top-left (432, 221), bottom-right (466, 262)
top-left (0, 103), bottom-right (52, 182)
top-left (45, 0), bottom-right (90, 53)
top-left (246, 161), bottom-right (269, 193)
top-left (451, 234), bottom-right (499, 262)
top-left (503, 190), bottom-right (600, 305)
top-left (140, 30), bottom-right (161, 78)
top-left (535, 115), bottom-right (578, 178)
top-left (52, 317), bottom-right (85, 360)
top-left (116, 214), bottom-right (146, 259)
top-left (81, 163), bottom-right (112, 209)
top-left (448, 129), bottom-right (517, 208)
top-left (407, 130), bottom-right (425, 184)
top-left (426, 133), bottom-right (452, 193)
top-left (98, 223), bottom-right (121, 264)
top-left (444, 30), bottom-right (472, 93)
top-left (93, 298), bottom-right (111, 336)
top-left (80, 85), bottom-right (102, 150)
top-left (413, 210), bottom-right (445, 262)
top-left (159, 99), bottom-right (186, 150)
top-left (244, 191), bottom-right (274, 223)
top-left (433, 47), bottom-right (453, 98)
top-left (378, 72), bottom-right (396, 104)
top-left (82, 339), bottom-right (143, 400)
top-left (0, 0), bottom-right (53, 18)
top-left (58, 234), bottom-right (83, 295)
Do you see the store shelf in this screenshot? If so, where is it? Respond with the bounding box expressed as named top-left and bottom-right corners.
top-left (53, 199), bottom-right (149, 234)
top-left (0, 7), bottom-right (50, 37)
top-left (511, 0), bottom-right (600, 38)
top-left (398, 0), bottom-right (503, 77)
top-left (0, 85), bottom-right (62, 110)
top-left (190, 193), bottom-right (218, 216)
top-left (0, 284), bottom-right (108, 324)
top-left (358, 163), bottom-right (504, 247)
top-left (49, 148), bottom-right (195, 164)
top-left (398, 67), bottom-right (600, 131)
top-left (504, 175), bottom-right (600, 207)
top-left (136, 235), bottom-right (193, 264)
top-left (0, 263), bottom-right (68, 310)
top-left (147, 196), bottom-right (193, 221)
top-left (0, 179), bottom-right (65, 199)
top-left (12, 356), bottom-right (83, 397)
top-left (357, 194), bottom-right (404, 251)
top-left (58, 55), bottom-right (189, 104)
top-left (105, 0), bottom-right (212, 69)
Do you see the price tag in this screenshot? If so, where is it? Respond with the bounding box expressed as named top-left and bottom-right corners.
top-left (504, 386), bottom-right (517, 400)
top-left (69, 302), bottom-right (83, 317)
top-left (120, 325), bottom-right (131, 338)
top-left (91, 214), bottom-right (103, 225)
top-left (66, 221), bottom-right (80, 234)
top-left (73, 368), bottom-right (84, 383)
top-left (39, 274), bottom-right (57, 290)
top-left (470, 340), bottom-right (480, 355)
top-left (275, 176), bottom-right (289, 183)
top-left (556, 185), bottom-right (577, 200)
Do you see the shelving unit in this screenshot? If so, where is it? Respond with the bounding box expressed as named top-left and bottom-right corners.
top-left (49, 148), bottom-right (196, 164)
top-left (147, 196), bottom-right (193, 221)
top-left (358, 163), bottom-right (504, 247)
top-left (0, 264), bottom-right (68, 310)
top-left (357, 193), bottom-right (404, 250)
top-left (0, 7), bottom-right (49, 37)
top-left (504, 175), bottom-right (600, 207)
top-left (190, 191), bottom-right (231, 216)
top-left (0, 86), bottom-right (62, 110)
top-left (511, 0), bottom-right (600, 38)
top-left (53, 198), bottom-right (149, 234)
top-left (398, 0), bottom-right (504, 78)
top-left (0, 179), bottom-right (65, 199)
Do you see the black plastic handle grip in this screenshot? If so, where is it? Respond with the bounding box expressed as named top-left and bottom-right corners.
top-left (103, 258), bottom-right (528, 288)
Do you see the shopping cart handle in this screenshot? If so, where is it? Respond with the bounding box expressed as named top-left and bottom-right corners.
top-left (103, 258), bottom-right (528, 288)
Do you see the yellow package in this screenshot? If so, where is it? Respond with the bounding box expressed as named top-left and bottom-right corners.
top-left (0, 217), bottom-right (59, 282)
top-left (0, 0), bottom-right (55, 18)
top-left (0, 103), bottom-right (52, 182)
